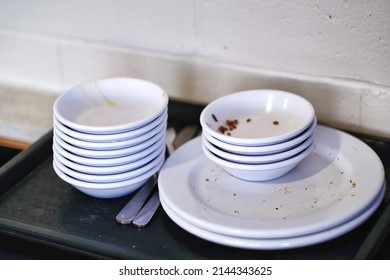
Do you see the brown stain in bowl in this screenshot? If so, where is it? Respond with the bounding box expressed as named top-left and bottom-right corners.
top-left (90, 80), bottom-right (116, 106)
top-left (218, 119), bottom-right (239, 135)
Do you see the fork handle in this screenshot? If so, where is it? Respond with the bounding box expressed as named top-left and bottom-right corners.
top-left (115, 175), bottom-right (157, 224)
top-left (132, 190), bottom-right (161, 227)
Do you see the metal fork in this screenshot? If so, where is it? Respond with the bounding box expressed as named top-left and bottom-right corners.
top-left (131, 125), bottom-right (199, 227)
top-left (115, 127), bottom-right (176, 225)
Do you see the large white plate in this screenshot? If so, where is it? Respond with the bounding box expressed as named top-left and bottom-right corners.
top-left (158, 125), bottom-right (385, 239)
top-left (160, 184), bottom-right (385, 250)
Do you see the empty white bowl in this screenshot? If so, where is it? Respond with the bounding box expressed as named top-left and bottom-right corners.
top-left (202, 141), bottom-right (314, 181)
top-left (54, 150), bottom-right (164, 183)
top-left (53, 136), bottom-right (164, 167)
top-left (53, 141), bottom-right (165, 174)
top-left (53, 118), bottom-right (167, 150)
top-left (53, 160), bottom-right (161, 199)
top-left (202, 133), bottom-right (314, 164)
top-left (52, 77), bottom-right (170, 199)
top-left (200, 89), bottom-right (315, 146)
top-left (53, 127), bottom-right (165, 158)
top-left (54, 77), bottom-right (169, 134)
top-left (53, 108), bottom-right (167, 143)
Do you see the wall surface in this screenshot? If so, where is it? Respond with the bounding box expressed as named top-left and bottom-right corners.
top-left (0, 0), bottom-right (389, 141)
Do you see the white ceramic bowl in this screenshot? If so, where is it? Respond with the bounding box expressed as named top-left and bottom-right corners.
top-left (54, 119), bottom-right (167, 150)
top-left (54, 77), bottom-right (169, 134)
top-left (200, 89), bottom-right (315, 146)
top-left (53, 127), bottom-right (165, 158)
top-left (53, 141), bottom-right (165, 174)
top-left (53, 108), bottom-right (167, 143)
top-left (203, 117), bottom-right (317, 156)
top-left (53, 161), bottom-right (160, 199)
top-left (202, 133), bottom-right (314, 164)
top-left (52, 136), bottom-right (164, 167)
top-left (54, 149), bottom-right (164, 183)
top-left (202, 141), bottom-right (314, 181)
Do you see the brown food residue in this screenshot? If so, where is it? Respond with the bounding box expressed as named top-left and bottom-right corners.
top-left (218, 119), bottom-right (239, 135)
top-left (349, 179), bottom-right (357, 188)
top-left (218, 125), bottom-right (228, 134)
top-left (273, 120), bottom-right (280, 125)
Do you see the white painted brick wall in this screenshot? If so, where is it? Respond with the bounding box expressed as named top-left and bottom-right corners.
top-left (0, 0), bottom-right (389, 141)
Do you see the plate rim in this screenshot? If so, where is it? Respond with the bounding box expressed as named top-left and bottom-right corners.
top-left (159, 184), bottom-right (385, 250)
top-left (158, 125), bottom-right (385, 239)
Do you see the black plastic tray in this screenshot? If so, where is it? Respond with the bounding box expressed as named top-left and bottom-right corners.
top-left (0, 99), bottom-right (389, 259)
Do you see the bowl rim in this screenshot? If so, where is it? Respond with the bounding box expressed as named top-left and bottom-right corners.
top-left (53, 141), bottom-right (165, 174)
top-left (52, 134), bottom-right (164, 167)
top-left (200, 89), bottom-right (315, 146)
top-left (53, 108), bottom-right (167, 142)
top-left (53, 119), bottom-right (167, 150)
top-left (53, 160), bottom-right (155, 190)
top-left (202, 140), bottom-right (314, 171)
top-left (53, 150), bottom-right (164, 183)
top-left (203, 117), bottom-right (317, 155)
top-left (70, 179), bottom-right (147, 198)
top-left (53, 77), bottom-right (169, 134)
top-left (53, 127), bottom-right (165, 158)
top-left (53, 151), bottom-right (164, 187)
top-left (202, 133), bottom-right (314, 164)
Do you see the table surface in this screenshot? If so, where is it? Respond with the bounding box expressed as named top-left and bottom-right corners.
top-left (0, 99), bottom-right (389, 259)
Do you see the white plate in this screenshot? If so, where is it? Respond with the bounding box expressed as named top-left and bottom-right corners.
top-left (160, 184), bottom-right (385, 249)
top-left (158, 125), bottom-right (385, 239)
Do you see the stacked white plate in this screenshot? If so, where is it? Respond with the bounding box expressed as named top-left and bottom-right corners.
top-left (158, 125), bottom-right (386, 250)
top-left (52, 77), bottom-right (169, 199)
top-left (200, 90), bottom-right (317, 181)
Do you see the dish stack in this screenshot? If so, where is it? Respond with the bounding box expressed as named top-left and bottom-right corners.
top-left (158, 89), bottom-right (385, 249)
top-left (200, 89), bottom-right (317, 181)
top-left (52, 77), bottom-right (169, 199)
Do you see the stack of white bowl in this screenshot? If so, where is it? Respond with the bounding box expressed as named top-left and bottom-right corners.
top-left (52, 77), bottom-right (169, 198)
top-left (200, 89), bottom-right (316, 181)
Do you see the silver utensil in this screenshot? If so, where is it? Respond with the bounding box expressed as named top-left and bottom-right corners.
top-left (131, 187), bottom-right (160, 227)
top-left (115, 127), bottom-right (176, 225)
top-left (115, 175), bottom-right (157, 224)
top-left (132, 125), bottom-right (199, 227)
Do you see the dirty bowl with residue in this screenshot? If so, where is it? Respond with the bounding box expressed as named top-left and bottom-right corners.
top-left (200, 89), bottom-right (315, 146)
